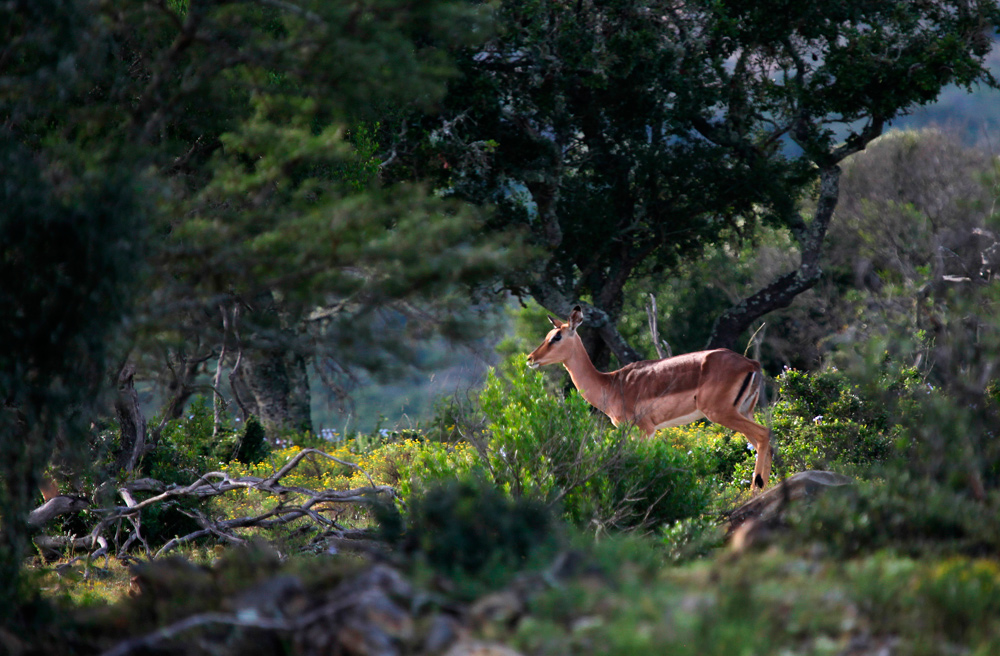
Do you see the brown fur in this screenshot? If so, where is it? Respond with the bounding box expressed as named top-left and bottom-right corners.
top-left (528, 307), bottom-right (772, 492)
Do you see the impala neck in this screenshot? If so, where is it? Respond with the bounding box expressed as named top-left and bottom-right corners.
top-left (562, 339), bottom-right (613, 414)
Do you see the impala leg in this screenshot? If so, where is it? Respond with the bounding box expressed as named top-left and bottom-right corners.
top-left (703, 410), bottom-right (772, 492)
top-left (738, 403), bottom-right (773, 493)
top-left (751, 427), bottom-right (772, 493)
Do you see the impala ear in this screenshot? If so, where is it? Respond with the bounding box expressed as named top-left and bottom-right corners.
top-left (568, 305), bottom-right (584, 332)
top-left (548, 315), bottom-right (564, 329)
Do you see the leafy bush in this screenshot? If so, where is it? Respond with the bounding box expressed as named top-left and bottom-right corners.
top-left (477, 357), bottom-right (708, 532)
top-left (232, 416), bottom-right (269, 465)
top-left (659, 516), bottom-right (726, 564)
top-left (824, 325), bottom-right (1000, 498)
top-left (380, 478), bottom-right (560, 594)
top-left (343, 436), bottom-right (479, 498)
top-left (785, 473), bottom-right (1000, 558)
top-left (659, 422), bottom-right (756, 492)
top-left (514, 543), bottom-right (1000, 656)
top-left (844, 554), bottom-right (1000, 651)
top-left (150, 396), bottom-right (269, 481)
top-left (768, 367), bottom-right (911, 475)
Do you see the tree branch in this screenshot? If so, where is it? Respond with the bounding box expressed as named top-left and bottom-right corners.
top-left (32, 449), bottom-right (392, 560)
top-left (707, 165), bottom-right (843, 350)
top-left (645, 293), bottom-right (671, 359)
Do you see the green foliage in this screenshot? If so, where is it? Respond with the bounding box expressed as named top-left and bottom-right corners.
top-left (345, 434), bottom-right (480, 500)
top-left (382, 478), bottom-right (559, 594)
top-left (478, 357), bottom-right (602, 501)
top-left (478, 357), bottom-right (708, 531)
top-left (137, 400), bottom-right (273, 546)
top-left (233, 416), bottom-right (269, 465)
top-left (394, 0), bottom-right (1000, 355)
top-left (514, 543), bottom-right (1000, 656)
top-left (786, 474), bottom-right (1000, 559)
top-left (658, 422), bottom-right (756, 493)
top-left (768, 367), bottom-right (911, 475)
top-left (659, 516), bottom-right (726, 565)
top-left (152, 397), bottom-right (252, 476)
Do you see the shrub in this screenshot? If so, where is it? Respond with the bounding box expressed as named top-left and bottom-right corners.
top-left (768, 367), bottom-right (908, 474)
top-left (659, 516), bottom-right (726, 564)
top-left (784, 473), bottom-right (1000, 558)
top-left (477, 357), bottom-right (708, 532)
top-left (232, 416), bottom-right (269, 464)
top-left (659, 422), bottom-right (756, 492)
top-left (151, 396), bottom-right (266, 479)
top-left (345, 436), bottom-right (479, 498)
top-left (380, 478), bottom-right (560, 594)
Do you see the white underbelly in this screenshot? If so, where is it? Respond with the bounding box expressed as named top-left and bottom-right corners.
top-left (653, 409), bottom-right (706, 430)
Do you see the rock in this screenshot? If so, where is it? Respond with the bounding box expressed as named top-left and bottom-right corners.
top-left (442, 639), bottom-right (526, 656)
top-left (226, 574), bottom-right (306, 619)
top-left (729, 470), bottom-right (852, 528)
top-left (297, 566), bottom-right (416, 656)
top-left (360, 590), bottom-right (415, 641)
top-left (727, 470), bottom-right (853, 553)
top-left (422, 613), bottom-right (467, 654)
top-left (469, 590), bottom-right (524, 629)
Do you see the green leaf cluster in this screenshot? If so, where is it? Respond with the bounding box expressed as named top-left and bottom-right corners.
top-left (769, 367), bottom-right (912, 474)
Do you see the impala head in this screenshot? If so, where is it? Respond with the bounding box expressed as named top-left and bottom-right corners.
top-left (527, 306), bottom-right (584, 368)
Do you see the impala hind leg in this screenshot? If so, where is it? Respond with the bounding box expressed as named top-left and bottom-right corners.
top-left (733, 373), bottom-right (773, 492)
top-left (704, 409), bottom-right (772, 492)
top-left (750, 426), bottom-right (773, 492)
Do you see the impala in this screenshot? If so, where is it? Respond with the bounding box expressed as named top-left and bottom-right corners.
top-left (527, 306), bottom-right (773, 491)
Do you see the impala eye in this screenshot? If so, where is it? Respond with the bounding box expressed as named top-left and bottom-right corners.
top-left (551, 333), bottom-right (562, 343)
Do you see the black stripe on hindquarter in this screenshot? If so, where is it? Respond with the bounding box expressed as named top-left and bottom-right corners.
top-left (733, 371), bottom-right (754, 406)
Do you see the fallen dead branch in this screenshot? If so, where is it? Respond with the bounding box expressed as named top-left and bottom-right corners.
top-left (31, 448), bottom-right (394, 562)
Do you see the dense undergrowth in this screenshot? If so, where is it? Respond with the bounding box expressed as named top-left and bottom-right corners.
top-left (21, 350), bottom-right (1000, 655)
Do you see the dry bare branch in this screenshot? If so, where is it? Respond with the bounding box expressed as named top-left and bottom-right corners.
top-left (30, 448), bottom-right (393, 561)
top-left (645, 293), bottom-right (672, 359)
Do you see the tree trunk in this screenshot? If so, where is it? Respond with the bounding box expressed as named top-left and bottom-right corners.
top-left (150, 351), bottom-right (208, 450)
top-left (706, 165), bottom-right (842, 350)
top-left (0, 404), bottom-right (47, 617)
top-left (240, 348), bottom-right (313, 436)
top-left (114, 362), bottom-right (148, 474)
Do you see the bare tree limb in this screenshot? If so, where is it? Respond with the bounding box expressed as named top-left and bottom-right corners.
top-left (645, 293), bottom-right (672, 359)
top-left (31, 449), bottom-right (392, 560)
top-left (213, 303), bottom-right (231, 438)
top-left (28, 495), bottom-right (90, 528)
top-left (100, 588), bottom-right (369, 656)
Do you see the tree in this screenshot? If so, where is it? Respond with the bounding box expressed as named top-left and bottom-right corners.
top-left (615, 129), bottom-right (1000, 370)
top-left (0, 0), bottom-right (520, 615)
top-left (0, 137), bottom-right (145, 616)
top-left (389, 0), bottom-right (1000, 363)
top-left (85, 0), bottom-right (519, 437)
top-left (9, 0), bottom-right (522, 436)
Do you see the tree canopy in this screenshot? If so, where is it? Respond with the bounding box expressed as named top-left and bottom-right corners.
top-left (0, 0), bottom-right (520, 615)
top-left (389, 0), bottom-right (1000, 364)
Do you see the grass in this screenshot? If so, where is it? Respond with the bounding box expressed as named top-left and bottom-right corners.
top-left (507, 544), bottom-right (1000, 656)
top-left (31, 557), bottom-right (135, 608)
top-left (28, 546), bottom-right (222, 609)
